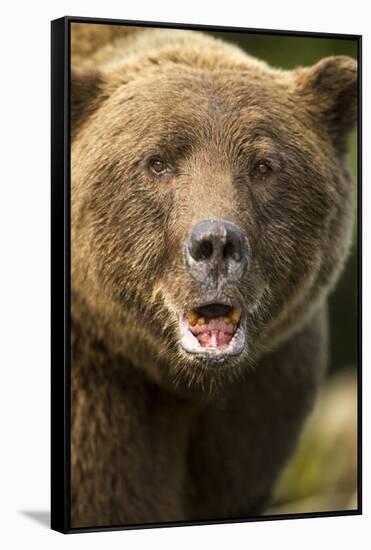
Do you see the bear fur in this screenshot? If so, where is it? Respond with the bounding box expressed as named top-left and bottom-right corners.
top-left (70, 24), bottom-right (357, 528)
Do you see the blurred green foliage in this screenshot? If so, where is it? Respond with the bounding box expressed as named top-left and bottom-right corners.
top-left (210, 31), bottom-right (357, 69)
top-left (270, 369), bottom-right (357, 514)
top-left (207, 30), bottom-right (358, 371)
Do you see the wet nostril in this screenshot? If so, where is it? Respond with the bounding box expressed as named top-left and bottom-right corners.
top-left (223, 240), bottom-right (237, 260)
top-left (194, 239), bottom-right (213, 261)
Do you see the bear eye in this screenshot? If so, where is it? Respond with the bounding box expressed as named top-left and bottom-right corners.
top-left (149, 158), bottom-right (168, 176)
top-left (253, 160), bottom-right (272, 178)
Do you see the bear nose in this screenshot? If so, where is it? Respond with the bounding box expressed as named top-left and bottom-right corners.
top-left (184, 220), bottom-right (249, 284)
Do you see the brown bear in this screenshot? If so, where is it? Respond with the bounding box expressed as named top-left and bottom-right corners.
top-left (70, 24), bottom-right (357, 528)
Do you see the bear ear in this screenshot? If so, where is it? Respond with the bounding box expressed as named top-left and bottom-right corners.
top-left (71, 68), bottom-right (106, 140)
top-left (295, 56), bottom-right (358, 154)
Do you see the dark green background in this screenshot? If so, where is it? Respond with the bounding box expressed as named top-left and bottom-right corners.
top-left (207, 31), bottom-right (358, 372)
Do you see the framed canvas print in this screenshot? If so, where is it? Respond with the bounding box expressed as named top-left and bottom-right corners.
top-left (51, 16), bottom-right (361, 533)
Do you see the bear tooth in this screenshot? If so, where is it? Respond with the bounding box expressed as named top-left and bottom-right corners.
top-left (229, 308), bottom-right (241, 324)
top-left (198, 317), bottom-right (206, 325)
top-left (223, 316), bottom-right (232, 324)
top-left (187, 310), bottom-right (199, 326)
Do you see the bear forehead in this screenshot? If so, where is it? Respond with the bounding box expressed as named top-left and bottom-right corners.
top-left (102, 66), bottom-right (306, 145)
top-left (111, 65), bottom-right (296, 117)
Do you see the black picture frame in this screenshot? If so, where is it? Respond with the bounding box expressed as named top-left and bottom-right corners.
top-left (51, 15), bottom-right (362, 534)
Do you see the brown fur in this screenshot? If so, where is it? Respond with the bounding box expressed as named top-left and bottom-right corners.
top-left (70, 24), bottom-right (357, 528)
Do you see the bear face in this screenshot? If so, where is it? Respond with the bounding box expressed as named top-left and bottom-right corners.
top-left (71, 36), bottom-right (356, 390)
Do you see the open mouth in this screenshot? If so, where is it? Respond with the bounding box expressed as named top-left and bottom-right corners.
top-left (179, 303), bottom-right (246, 358)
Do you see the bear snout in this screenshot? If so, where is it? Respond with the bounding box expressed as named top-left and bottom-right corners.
top-left (184, 219), bottom-right (249, 285)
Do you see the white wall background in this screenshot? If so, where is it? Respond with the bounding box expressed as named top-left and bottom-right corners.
top-left (0, 0), bottom-right (369, 548)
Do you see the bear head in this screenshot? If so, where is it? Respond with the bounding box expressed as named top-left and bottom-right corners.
top-left (71, 33), bottom-right (357, 392)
